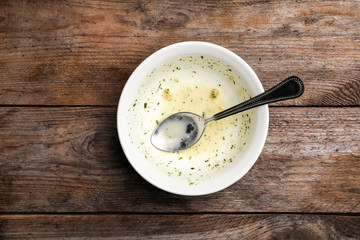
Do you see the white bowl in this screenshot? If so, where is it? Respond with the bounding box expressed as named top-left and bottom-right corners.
top-left (117, 41), bottom-right (268, 196)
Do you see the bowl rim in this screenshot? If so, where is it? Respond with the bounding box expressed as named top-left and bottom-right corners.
top-left (117, 41), bottom-right (269, 196)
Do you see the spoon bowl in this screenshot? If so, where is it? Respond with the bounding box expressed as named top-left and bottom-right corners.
top-left (151, 112), bottom-right (206, 152)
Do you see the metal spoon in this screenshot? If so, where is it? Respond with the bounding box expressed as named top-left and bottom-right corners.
top-left (151, 76), bottom-right (304, 152)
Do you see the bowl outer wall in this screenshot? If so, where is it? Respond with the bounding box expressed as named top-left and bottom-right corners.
top-left (117, 41), bottom-right (269, 196)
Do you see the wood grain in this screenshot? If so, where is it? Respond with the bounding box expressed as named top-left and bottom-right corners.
top-left (1, 1), bottom-right (358, 238)
top-left (0, 0), bottom-right (359, 106)
top-left (0, 107), bottom-right (359, 213)
top-left (0, 214), bottom-right (359, 239)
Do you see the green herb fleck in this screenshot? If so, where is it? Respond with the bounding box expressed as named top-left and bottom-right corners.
top-left (144, 102), bottom-right (147, 108)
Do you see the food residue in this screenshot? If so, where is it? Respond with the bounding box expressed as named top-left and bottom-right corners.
top-left (127, 55), bottom-right (254, 185)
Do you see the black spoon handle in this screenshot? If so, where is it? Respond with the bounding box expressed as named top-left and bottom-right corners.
top-left (209, 76), bottom-right (304, 122)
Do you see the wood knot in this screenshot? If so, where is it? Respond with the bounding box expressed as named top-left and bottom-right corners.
top-left (141, 11), bottom-right (189, 30)
top-left (303, 16), bottom-right (319, 25)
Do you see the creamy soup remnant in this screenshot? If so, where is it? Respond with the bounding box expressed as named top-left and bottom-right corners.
top-left (127, 55), bottom-right (254, 185)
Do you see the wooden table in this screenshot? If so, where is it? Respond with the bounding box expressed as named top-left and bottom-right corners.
top-left (1, 0), bottom-right (359, 239)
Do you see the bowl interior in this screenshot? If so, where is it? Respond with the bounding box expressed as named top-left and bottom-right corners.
top-left (117, 41), bottom-right (269, 196)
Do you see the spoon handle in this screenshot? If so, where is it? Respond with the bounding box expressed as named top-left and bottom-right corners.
top-left (208, 76), bottom-right (304, 122)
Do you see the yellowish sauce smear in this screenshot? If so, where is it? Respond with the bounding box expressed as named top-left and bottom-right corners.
top-left (127, 55), bottom-right (254, 185)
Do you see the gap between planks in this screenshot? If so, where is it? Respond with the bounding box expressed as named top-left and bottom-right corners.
top-left (0, 105), bottom-right (358, 108)
top-left (0, 212), bottom-right (359, 216)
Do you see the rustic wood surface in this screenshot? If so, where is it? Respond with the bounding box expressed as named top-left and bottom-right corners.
top-left (0, 214), bottom-right (359, 239)
top-left (0, 0), bottom-right (359, 106)
top-left (0, 0), bottom-right (359, 239)
top-left (0, 107), bottom-right (359, 213)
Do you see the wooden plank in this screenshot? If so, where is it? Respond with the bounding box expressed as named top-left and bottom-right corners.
top-left (0, 214), bottom-right (359, 239)
top-left (0, 107), bottom-right (359, 213)
top-left (0, 0), bottom-right (359, 105)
